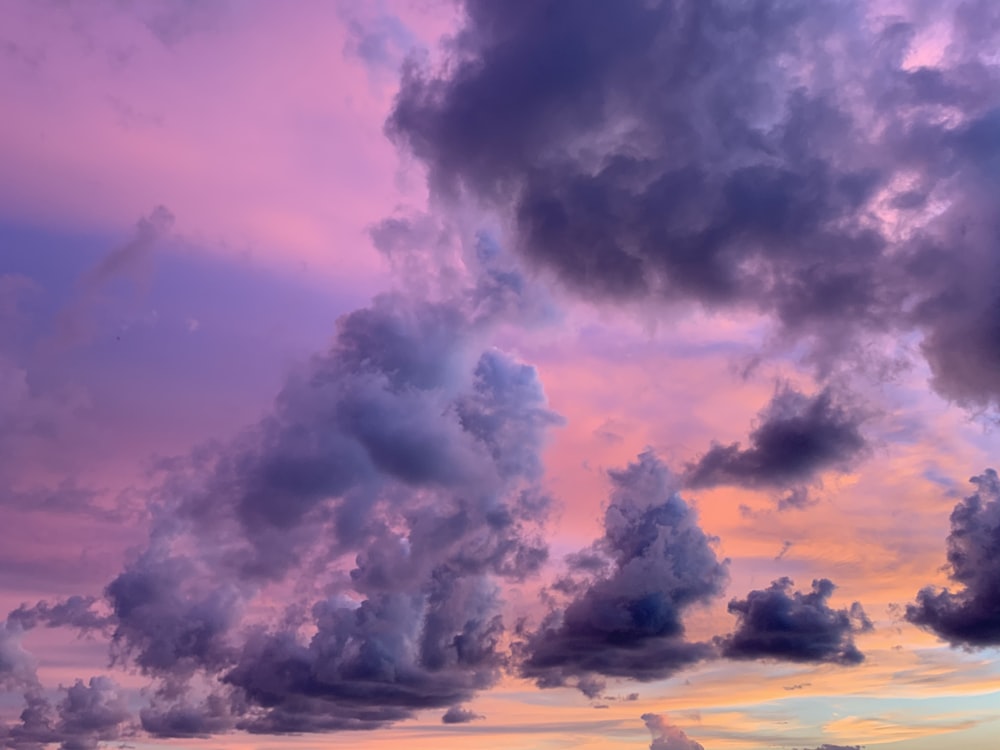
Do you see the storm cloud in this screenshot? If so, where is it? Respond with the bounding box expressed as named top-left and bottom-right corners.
top-left (521, 452), bottom-right (727, 692)
top-left (720, 578), bottom-right (872, 665)
top-left (390, 0), bottom-right (1000, 408)
top-left (907, 469), bottom-right (1000, 646)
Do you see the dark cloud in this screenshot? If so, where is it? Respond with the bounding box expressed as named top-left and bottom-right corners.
top-left (642, 713), bottom-right (705, 750)
top-left (906, 469), bottom-right (1000, 646)
top-left (685, 386), bottom-right (867, 492)
top-left (521, 452), bottom-right (727, 691)
top-left (389, 0), bottom-right (1000, 409)
top-left (442, 705), bottom-right (484, 724)
top-left (720, 578), bottom-right (871, 665)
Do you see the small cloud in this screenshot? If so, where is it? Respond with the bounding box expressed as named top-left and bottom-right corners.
top-left (442, 706), bottom-right (484, 724)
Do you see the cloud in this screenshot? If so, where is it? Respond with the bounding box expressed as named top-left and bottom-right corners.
top-left (642, 713), bottom-right (705, 750)
top-left (719, 578), bottom-right (872, 665)
top-left (0, 677), bottom-right (130, 750)
top-left (0, 621), bottom-right (36, 690)
top-left (521, 452), bottom-right (727, 691)
top-left (441, 705), bottom-right (484, 724)
top-left (906, 469), bottom-right (1000, 646)
top-left (138, 694), bottom-right (234, 739)
top-left (685, 386), bottom-right (868, 492)
top-left (388, 0), bottom-right (1000, 408)
top-left (93, 260), bottom-right (561, 734)
top-left (7, 596), bottom-right (112, 633)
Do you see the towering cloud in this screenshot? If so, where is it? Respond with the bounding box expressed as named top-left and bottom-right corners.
top-left (88, 253), bottom-right (563, 735)
top-left (521, 452), bottom-right (727, 692)
top-left (390, 0), bottom-right (1000, 408)
top-left (720, 578), bottom-right (872, 665)
top-left (907, 469), bottom-right (1000, 646)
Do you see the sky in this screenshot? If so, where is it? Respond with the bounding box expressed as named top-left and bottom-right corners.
top-left (2, 0), bottom-right (1000, 748)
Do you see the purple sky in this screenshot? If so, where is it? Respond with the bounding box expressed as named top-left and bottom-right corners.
top-left (3, 1), bottom-right (1000, 749)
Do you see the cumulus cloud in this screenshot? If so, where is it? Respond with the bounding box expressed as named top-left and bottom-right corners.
top-left (521, 452), bottom-right (727, 691)
top-left (685, 385), bottom-right (867, 493)
top-left (389, 0), bottom-right (1000, 408)
top-left (643, 713), bottom-right (705, 750)
top-left (907, 469), bottom-right (1000, 645)
top-left (720, 578), bottom-right (872, 665)
top-left (90, 252), bottom-right (562, 735)
top-left (0, 677), bottom-right (130, 750)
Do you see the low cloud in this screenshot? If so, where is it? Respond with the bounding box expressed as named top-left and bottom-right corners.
top-left (907, 469), bottom-right (1000, 646)
top-left (720, 578), bottom-right (872, 665)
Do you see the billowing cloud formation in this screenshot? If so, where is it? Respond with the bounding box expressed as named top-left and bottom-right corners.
top-left (643, 713), bottom-right (705, 750)
top-left (521, 452), bottom-right (727, 691)
top-left (720, 578), bottom-right (872, 665)
top-left (907, 469), bottom-right (1000, 646)
top-left (0, 677), bottom-right (130, 750)
top-left (685, 386), bottom-right (867, 492)
top-left (88, 255), bottom-right (562, 735)
top-left (389, 0), bottom-right (1000, 408)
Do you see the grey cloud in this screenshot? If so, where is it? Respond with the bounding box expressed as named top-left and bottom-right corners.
top-left (685, 386), bottom-right (868, 493)
top-left (720, 578), bottom-right (872, 665)
top-left (96, 269), bottom-right (561, 735)
top-left (906, 469), bottom-right (1000, 646)
top-left (138, 694), bottom-right (234, 738)
top-left (1, 677), bottom-right (130, 750)
top-left (442, 705), bottom-right (484, 724)
top-left (389, 0), bottom-right (1000, 409)
top-left (521, 452), bottom-right (727, 691)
